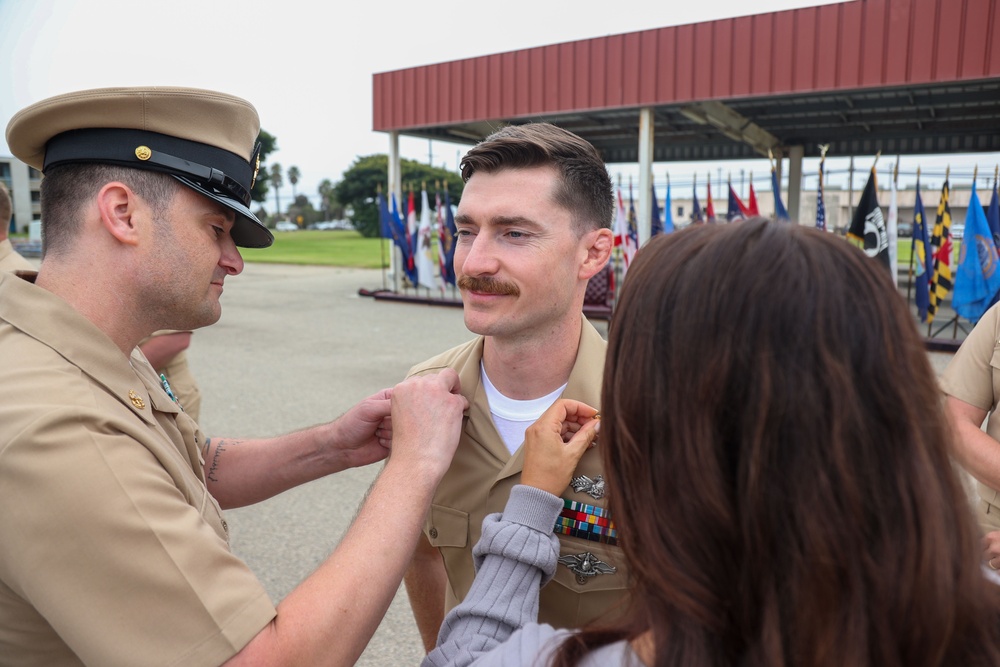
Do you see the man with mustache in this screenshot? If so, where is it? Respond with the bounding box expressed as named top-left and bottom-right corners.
top-left (403, 123), bottom-right (625, 652)
top-left (0, 86), bottom-right (467, 666)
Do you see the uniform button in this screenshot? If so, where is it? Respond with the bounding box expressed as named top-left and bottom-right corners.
top-left (429, 527), bottom-right (438, 539)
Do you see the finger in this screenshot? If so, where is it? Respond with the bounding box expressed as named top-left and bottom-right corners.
top-left (562, 418), bottom-right (600, 460)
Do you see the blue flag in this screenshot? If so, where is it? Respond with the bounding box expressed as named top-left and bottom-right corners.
top-left (987, 182), bottom-right (1000, 309)
top-left (441, 188), bottom-right (458, 286)
top-left (691, 178), bottom-right (703, 224)
top-left (952, 187), bottom-right (1000, 324)
top-left (772, 167), bottom-right (789, 221)
top-left (816, 161), bottom-right (826, 230)
top-left (651, 184), bottom-right (663, 236)
top-left (378, 191), bottom-right (392, 239)
top-left (390, 192), bottom-right (417, 285)
top-left (911, 181), bottom-right (932, 322)
top-left (663, 180), bottom-right (674, 233)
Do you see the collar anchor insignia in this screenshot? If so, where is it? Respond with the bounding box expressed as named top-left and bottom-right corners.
top-left (558, 551), bottom-right (617, 585)
top-left (570, 474), bottom-right (605, 499)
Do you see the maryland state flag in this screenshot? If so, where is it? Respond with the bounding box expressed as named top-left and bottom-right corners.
top-left (927, 180), bottom-right (954, 324)
top-left (847, 167), bottom-right (890, 271)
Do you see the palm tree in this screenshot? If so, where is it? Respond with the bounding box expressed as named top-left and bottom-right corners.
top-left (269, 163), bottom-right (283, 220)
top-left (318, 179), bottom-right (333, 221)
top-left (287, 165), bottom-right (300, 201)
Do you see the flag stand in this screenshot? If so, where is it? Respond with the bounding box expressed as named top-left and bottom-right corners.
top-left (928, 315), bottom-right (968, 339)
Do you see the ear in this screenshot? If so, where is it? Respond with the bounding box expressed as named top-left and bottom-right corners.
top-left (578, 227), bottom-right (614, 281)
top-left (95, 182), bottom-right (142, 246)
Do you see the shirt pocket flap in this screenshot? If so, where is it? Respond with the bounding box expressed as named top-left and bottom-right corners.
top-left (427, 504), bottom-right (468, 549)
top-left (549, 539), bottom-right (628, 594)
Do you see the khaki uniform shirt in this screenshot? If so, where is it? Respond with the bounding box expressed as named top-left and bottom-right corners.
top-left (408, 320), bottom-right (629, 628)
top-left (941, 302), bottom-right (1000, 533)
top-left (0, 272), bottom-right (275, 666)
top-left (139, 330), bottom-right (203, 423)
top-left (0, 238), bottom-right (34, 272)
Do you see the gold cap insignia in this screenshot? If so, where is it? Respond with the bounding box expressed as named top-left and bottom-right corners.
top-left (135, 146), bottom-right (151, 161)
top-left (249, 141), bottom-right (261, 190)
top-left (128, 389), bottom-right (146, 409)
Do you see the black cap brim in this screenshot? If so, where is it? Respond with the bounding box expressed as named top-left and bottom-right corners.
top-left (173, 175), bottom-right (273, 248)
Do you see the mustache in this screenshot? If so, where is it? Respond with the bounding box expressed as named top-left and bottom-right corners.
top-left (457, 276), bottom-right (520, 296)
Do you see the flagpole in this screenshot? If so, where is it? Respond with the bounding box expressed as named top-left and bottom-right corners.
top-left (377, 183), bottom-right (387, 291)
top-left (907, 167), bottom-right (919, 306)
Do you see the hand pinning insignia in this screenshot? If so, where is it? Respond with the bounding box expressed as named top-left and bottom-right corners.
top-left (570, 474), bottom-right (605, 499)
top-left (558, 551), bottom-right (617, 585)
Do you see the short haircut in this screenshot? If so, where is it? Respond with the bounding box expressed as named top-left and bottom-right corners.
top-left (39, 164), bottom-right (178, 257)
top-left (460, 123), bottom-right (613, 233)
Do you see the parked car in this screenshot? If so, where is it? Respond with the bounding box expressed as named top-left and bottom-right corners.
top-left (308, 219), bottom-right (354, 231)
top-left (896, 222), bottom-right (912, 238)
top-left (275, 220), bottom-right (298, 231)
top-left (951, 224), bottom-right (964, 240)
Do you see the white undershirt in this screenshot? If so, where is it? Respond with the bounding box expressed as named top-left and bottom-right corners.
top-left (481, 361), bottom-right (568, 455)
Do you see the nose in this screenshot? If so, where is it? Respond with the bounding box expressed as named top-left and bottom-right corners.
top-left (220, 234), bottom-right (244, 276)
top-left (457, 233), bottom-right (498, 278)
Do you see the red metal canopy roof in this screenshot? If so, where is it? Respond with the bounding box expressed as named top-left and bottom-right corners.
top-left (373, 0), bottom-right (1000, 161)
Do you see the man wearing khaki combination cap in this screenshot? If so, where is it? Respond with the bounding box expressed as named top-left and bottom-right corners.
top-left (0, 87), bottom-right (467, 666)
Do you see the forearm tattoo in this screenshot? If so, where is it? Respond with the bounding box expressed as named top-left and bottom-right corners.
top-left (205, 437), bottom-right (241, 483)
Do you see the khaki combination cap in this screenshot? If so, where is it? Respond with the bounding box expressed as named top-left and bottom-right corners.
top-left (5, 86), bottom-right (273, 248)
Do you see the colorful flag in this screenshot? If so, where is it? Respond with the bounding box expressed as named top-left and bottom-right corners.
top-left (378, 190), bottom-right (392, 239)
top-left (390, 192), bottom-right (417, 285)
top-left (847, 166), bottom-right (890, 271)
top-left (912, 178), bottom-right (932, 322)
top-left (705, 175), bottom-right (716, 223)
top-left (887, 166), bottom-right (899, 286)
top-left (626, 184), bottom-right (639, 258)
top-left (650, 183), bottom-right (663, 236)
top-left (404, 190), bottom-right (419, 285)
top-left (727, 183), bottom-right (750, 222)
top-left (663, 178), bottom-right (674, 233)
top-left (435, 187), bottom-right (453, 287)
top-left (952, 186), bottom-right (1000, 324)
top-left (816, 160), bottom-right (827, 231)
top-left (747, 180), bottom-right (760, 216)
top-left (415, 186), bottom-right (440, 291)
top-left (927, 180), bottom-right (954, 324)
top-left (440, 188), bottom-right (458, 286)
top-left (691, 176), bottom-right (704, 224)
top-left (988, 176), bottom-right (1000, 252)
top-left (987, 177), bottom-right (1000, 309)
top-left (772, 166), bottom-right (789, 221)
top-left (612, 187), bottom-right (637, 275)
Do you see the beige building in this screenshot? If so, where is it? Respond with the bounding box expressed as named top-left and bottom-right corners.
top-left (0, 156), bottom-right (41, 234)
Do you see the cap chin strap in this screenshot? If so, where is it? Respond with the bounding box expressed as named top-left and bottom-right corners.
top-left (139, 149), bottom-right (251, 206)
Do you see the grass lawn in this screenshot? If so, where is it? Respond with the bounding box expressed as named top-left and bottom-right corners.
top-left (239, 230), bottom-right (391, 268)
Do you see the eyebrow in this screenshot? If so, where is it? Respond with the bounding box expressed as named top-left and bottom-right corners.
top-left (454, 214), bottom-right (543, 229)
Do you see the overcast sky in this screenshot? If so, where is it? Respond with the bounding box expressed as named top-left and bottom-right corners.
top-left (1, 0), bottom-right (996, 207)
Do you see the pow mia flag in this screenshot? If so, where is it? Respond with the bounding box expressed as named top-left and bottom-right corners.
top-left (848, 166), bottom-right (891, 272)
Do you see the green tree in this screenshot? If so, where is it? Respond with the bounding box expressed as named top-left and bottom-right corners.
top-left (317, 179), bottom-right (335, 220)
top-left (334, 155), bottom-right (463, 238)
top-left (250, 129), bottom-right (278, 204)
top-left (287, 165), bottom-right (300, 201)
top-left (287, 194), bottom-right (319, 228)
top-left (269, 163), bottom-right (284, 220)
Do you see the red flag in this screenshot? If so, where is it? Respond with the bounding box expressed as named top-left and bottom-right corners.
top-left (747, 182), bottom-right (760, 216)
top-left (705, 175), bottom-right (716, 223)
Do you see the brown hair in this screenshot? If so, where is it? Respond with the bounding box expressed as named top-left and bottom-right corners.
top-left (39, 164), bottom-right (178, 257)
top-left (553, 219), bottom-right (1000, 667)
top-left (460, 123), bottom-right (613, 232)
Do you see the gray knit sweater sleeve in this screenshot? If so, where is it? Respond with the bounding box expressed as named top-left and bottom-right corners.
top-left (422, 485), bottom-right (568, 667)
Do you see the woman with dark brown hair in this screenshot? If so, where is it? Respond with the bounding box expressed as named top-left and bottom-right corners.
top-left (424, 219), bottom-right (1000, 667)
